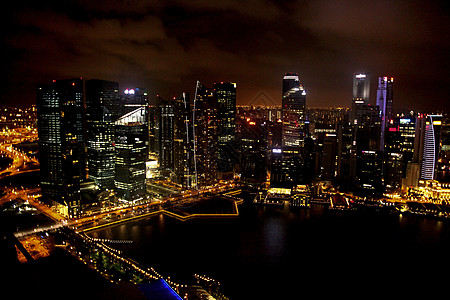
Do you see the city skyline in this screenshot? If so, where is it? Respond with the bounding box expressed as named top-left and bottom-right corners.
top-left (2, 2), bottom-right (450, 298)
top-left (31, 72), bottom-right (450, 212)
top-left (2, 72), bottom-right (450, 299)
top-left (2, 1), bottom-right (449, 112)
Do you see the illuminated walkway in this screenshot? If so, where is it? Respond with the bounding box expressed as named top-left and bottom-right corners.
top-left (70, 230), bottom-right (188, 294)
top-left (81, 196), bottom-right (243, 232)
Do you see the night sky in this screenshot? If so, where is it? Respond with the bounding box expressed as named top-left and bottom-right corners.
top-left (2, 0), bottom-right (449, 112)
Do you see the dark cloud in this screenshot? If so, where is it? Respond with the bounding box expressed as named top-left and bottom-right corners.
top-left (2, 0), bottom-right (449, 112)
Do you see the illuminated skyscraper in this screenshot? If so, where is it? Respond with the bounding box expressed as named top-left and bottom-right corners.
top-left (355, 150), bottom-right (384, 197)
top-left (336, 114), bottom-right (354, 180)
top-left (349, 102), bottom-right (381, 184)
top-left (114, 88), bottom-right (148, 202)
top-left (376, 76), bottom-right (394, 151)
top-left (122, 87), bottom-right (148, 113)
top-left (436, 113), bottom-right (450, 182)
top-left (353, 73), bottom-right (370, 102)
top-left (85, 79), bottom-right (118, 191)
top-left (158, 99), bottom-right (174, 174)
top-left (322, 133), bottom-right (338, 179)
top-left (349, 73), bottom-right (383, 194)
top-left (173, 92), bottom-right (194, 188)
top-left (193, 81), bottom-right (218, 187)
top-left (114, 107), bottom-right (147, 201)
top-left (351, 73), bottom-right (370, 123)
top-left (385, 116), bottom-right (416, 191)
top-left (191, 81), bottom-right (237, 186)
top-left (270, 147), bottom-right (303, 188)
top-left (420, 115), bottom-right (443, 180)
top-left (122, 87), bottom-right (149, 153)
top-left (214, 82), bottom-right (237, 178)
top-left (37, 79), bottom-right (86, 218)
top-left (239, 117), bottom-right (268, 187)
top-left (282, 73), bottom-right (306, 147)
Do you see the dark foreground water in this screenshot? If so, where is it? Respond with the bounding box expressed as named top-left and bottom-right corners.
top-left (90, 202), bottom-right (450, 299)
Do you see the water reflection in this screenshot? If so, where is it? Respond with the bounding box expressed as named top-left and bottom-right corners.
top-left (263, 217), bottom-right (285, 257)
top-left (89, 204), bottom-right (450, 299)
top-left (158, 214), bottom-right (165, 232)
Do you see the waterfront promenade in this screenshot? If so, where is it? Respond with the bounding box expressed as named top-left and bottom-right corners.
top-left (11, 191), bottom-right (242, 298)
top-left (80, 189), bottom-right (243, 232)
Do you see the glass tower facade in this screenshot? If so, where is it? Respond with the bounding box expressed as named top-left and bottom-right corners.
top-left (85, 79), bottom-right (119, 191)
top-left (159, 100), bottom-right (174, 173)
top-left (173, 92), bottom-right (194, 188)
top-left (114, 107), bottom-right (147, 202)
top-left (114, 88), bottom-right (148, 202)
top-left (36, 79), bottom-right (85, 218)
top-left (193, 81), bottom-right (218, 187)
top-left (214, 82), bottom-right (237, 177)
top-left (421, 115), bottom-right (443, 180)
top-left (351, 73), bottom-right (370, 123)
top-left (281, 73), bottom-right (306, 147)
top-left (376, 76), bottom-right (394, 151)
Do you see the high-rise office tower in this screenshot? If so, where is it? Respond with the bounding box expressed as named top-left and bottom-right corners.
top-left (270, 147), bottom-right (303, 188)
top-left (122, 87), bottom-right (149, 151)
top-left (114, 88), bottom-right (148, 202)
top-left (336, 113), bottom-right (354, 180)
top-left (282, 73), bottom-right (306, 147)
top-left (214, 82), bottom-right (237, 178)
top-left (114, 107), bottom-right (147, 201)
top-left (376, 76), bottom-right (394, 151)
top-left (353, 73), bottom-right (370, 103)
top-left (385, 150), bottom-right (404, 192)
top-left (122, 87), bottom-right (148, 113)
top-left (268, 120), bottom-right (283, 148)
top-left (385, 116), bottom-right (416, 191)
top-left (148, 98), bottom-right (160, 158)
top-left (355, 150), bottom-right (384, 197)
top-left (436, 113), bottom-right (450, 182)
top-left (173, 92), bottom-right (194, 188)
top-left (420, 114), bottom-right (443, 180)
top-left (402, 114), bottom-right (427, 188)
top-left (159, 99), bottom-right (174, 174)
top-left (85, 80), bottom-right (119, 191)
top-left (349, 73), bottom-right (384, 194)
top-left (322, 133), bottom-right (338, 179)
top-left (239, 117), bottom-right (268, 187)
top-left (36, 78), bottom-right (86, 218)
top-left (350, 73), bottom-right (381, 165)
top-left (353, 106), bottom-right (383, 196)
top-left (193, 81), bottom-right (218, 187)
top-left (351, 73), bottom-right (370, 123)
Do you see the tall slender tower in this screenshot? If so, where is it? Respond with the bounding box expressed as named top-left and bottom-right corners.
top-left (436, 114), bottom-right (450, 182)
top-left (214, 82), bottom-right (237, 178)
top-left (420, 114), bottom-right (443, 180)
top-left (159, 99), bottom-right (174, 173)
top-left (376, 76), bottom-right (394, 151)
top-left (36, 78), bottom-right (86, 218)
top-left (351, 73), bottom-right (370, 123)
top-left (281, 73), bottom-right (306, 147)
top-left (85, 79), bottom-right (118, 191)
top-left (173, 92), bottom-right (194, 188)
top-left (353, 73), bottom-right (370, 103)
top-left (193, 81), bottom-right (218, 187)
